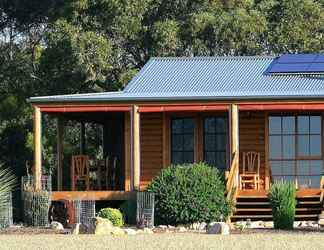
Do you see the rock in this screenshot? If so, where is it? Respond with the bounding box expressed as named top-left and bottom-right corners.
top-left (293, 221), bottom-right (300, 228)
top-left (198, 222), bottom-right (207, 231)
top-left (124, 228), bottom-right (137, 235)
top-left (50, 221), bottom-right (64, 230)
top-left (298, 221), bottom-right (308, 228)
top-left (234, 221), bottom-right (247, 231)
top-left (158, 225), bottom-right (168, 229)
top-left (250, 221), bottom-right (264, 229)
top-left (207, 222), bottom-right (230, 235)
top-left (111, 227), bottom-right (125, 236)
top-left (191, 222), bottom-right (200, 230)
top-left (318, 219), bottom-right (324, 226)
top-left (143, 228), bottom-right (154, 234)
top-left (71, 223), bottom-right (80, 235)
top-left (264, 221), bottom-right (273, 228)
top-left (94, 217), bottom-right (114, 235)
top-left (177, 226), bottom-right (187, 233)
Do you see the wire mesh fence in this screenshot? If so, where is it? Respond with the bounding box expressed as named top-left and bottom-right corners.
top-left (23, 191), bottom-right (51, 227)
top-left (21, 175), bottom-right (52, 227)
top-left (21, 175), bottom-right (52, 194)
top-left (73, 200), bottom-right (96, 228)
top-left (137, 192), bottom-right (155, 228)
top-left (0, 192), bottom-right (13, 229)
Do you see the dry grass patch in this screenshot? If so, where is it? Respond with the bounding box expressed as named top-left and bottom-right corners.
top-left (0, 232), bottom-right (324, 250)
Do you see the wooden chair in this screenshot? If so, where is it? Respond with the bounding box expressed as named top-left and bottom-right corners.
top-left (240, 151), bottom-right (261, 190)
top-left (71, 155), bottom-right (90, 191)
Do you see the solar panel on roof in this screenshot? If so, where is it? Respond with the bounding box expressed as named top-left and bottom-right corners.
top-left (266, 54), bottom-right (324, 75)
top-left (277, 54), bottom-right (318, 63)
top-left (308, 63), bottom-right (324, 72)
top-left (269, 63), bottom-right (309, 73)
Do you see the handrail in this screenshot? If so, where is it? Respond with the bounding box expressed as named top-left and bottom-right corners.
top-left (226, 151), bottom-right (239, 201)
top-left (320, 175), bottom-right (324, 203)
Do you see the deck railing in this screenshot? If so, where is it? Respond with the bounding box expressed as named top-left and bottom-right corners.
top-left (225, 151), bottom-right (239, 202)
top-left (320, 176), bottom-right (324, 204)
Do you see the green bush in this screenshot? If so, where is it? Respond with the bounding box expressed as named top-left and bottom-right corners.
top-left (97, 208), bottom-right (124, 227)
top-left (269, 181), bottom-right (296, 230)
top-left (120, 200), bottom-right (136, 225)
top-left (147, 162), bottom-right (231, 225)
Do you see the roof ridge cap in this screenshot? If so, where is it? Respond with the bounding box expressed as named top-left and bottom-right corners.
top-left (151, 55), bottom-right (276, 61)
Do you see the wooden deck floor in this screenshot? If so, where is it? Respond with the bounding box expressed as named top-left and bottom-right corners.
top-left (237, 189), bottom-right (321, 198)
top-left (50, 191), bottom-right (137, 201)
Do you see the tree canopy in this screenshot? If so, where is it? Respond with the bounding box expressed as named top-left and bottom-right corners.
top-left (0, 0), bottom-right (323, 186)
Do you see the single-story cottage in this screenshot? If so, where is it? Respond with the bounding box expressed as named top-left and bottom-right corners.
top-left (29, 54), bottom-right (324, 221)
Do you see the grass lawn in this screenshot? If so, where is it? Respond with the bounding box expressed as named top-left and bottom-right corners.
top-left (0, 232), bottom-right (324, 250)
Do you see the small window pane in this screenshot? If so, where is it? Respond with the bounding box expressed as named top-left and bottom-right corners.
top-left (309, 176), bottom-right (321, 188)
top-left (183, 152), bottom-right (194, 163)
top-left (283, 135), bottom-right (295, 158)
top-left (310, 135), bottom-right (321, 157)
top-left (298, 116), bottom-right (309, 134)
top-left (172, 119), bottom-right (183, 134)
top-left (282, 116), bottom-right (295, 134)
top-left (309, 160), bottom-right (322, 175)
top-left (282, 161), bottom-right (295, 175)
top-left (216, 118), bottom-right (227, 133)
top-left (204, 118), bottom-right (215, 133)
top-left (269, 117), bottom-right (281, 134)
top-left (270, 161), bottom-right (282, 175)
top-left (216, 134), bottom-right (226, 151)
top-left (269, 135), bottom-right (282, 159)
top-left (298, 176), bottom-right (309, 189)
top-left (298, 135), bottom-right (310, 157)
top-left (283, 176), bottom-right (295, 183)
top-left (172, 152), bottom-right (183, 165)
top-left (183, 119), bottom-right (195, 133)
top-left (172, 135), bottom-right (183, 151)
top-left (310, 116), bottom-right (321, 134)
top-left (297, 160), bottom-right (309, 175)
top-left (205, 151), bottom-right (216, 167)
top-left (205, 135), bottom-right (216, 151)
top-left (216, 152), bottom-right (226, 170)
top-left (183, 135), bottom-right (194, 151)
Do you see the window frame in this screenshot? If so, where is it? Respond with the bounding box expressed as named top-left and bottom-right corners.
top-left (202, 115), bottom-right (229, 171)
top-left (268, 113), bottom-right (324, 187)
top-left (170, 117), bottom-right (195, 165)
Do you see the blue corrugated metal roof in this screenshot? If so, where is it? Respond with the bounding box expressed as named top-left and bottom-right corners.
top-left (29, 55), bottom-right (324, 103)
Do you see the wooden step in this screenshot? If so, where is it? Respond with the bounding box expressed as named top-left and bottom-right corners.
top-left (232, 215), bottom-right (272, 219)
top-left (236, 208), bottom-right (272, 212)
top-left (296, 207), bottom-right (322, 212)
top-left (298, 201), bottom-right (321, 205)
top-left (236, 202), bottom-right (270, 206)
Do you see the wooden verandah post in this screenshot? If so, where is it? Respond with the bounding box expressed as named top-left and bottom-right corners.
top-left (131, 105), bottom-right (141, 191)
top-left (56, 117), bottom-right (64, 191)
top-left (34, 106), bottom-right (42, 191)
top-left (228, 104), bottom-right (239, 189)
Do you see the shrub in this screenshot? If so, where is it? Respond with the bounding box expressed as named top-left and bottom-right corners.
top-left (269, 181), bottom-right (296, 230)
top-left (0, 164), bottom-right (16, 210)
top-left (98, 208), bottom-right (124, 227)
top-left (120, 200), bottom-right (136, 225)
top-left (147, 162), bottom-right (231, 225)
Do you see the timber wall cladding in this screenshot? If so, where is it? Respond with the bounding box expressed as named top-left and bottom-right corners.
top-left (239, 111), bottom-right (266, 189)
top-left (140, 113), bottom-right (164, 189)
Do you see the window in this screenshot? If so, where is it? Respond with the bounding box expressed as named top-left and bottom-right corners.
top-left (269, 115), bottom-right (323, 188)
top-left (171, 118), bottom-right (195, 164)
top-left (203, 117), bottom-right (228, 171)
